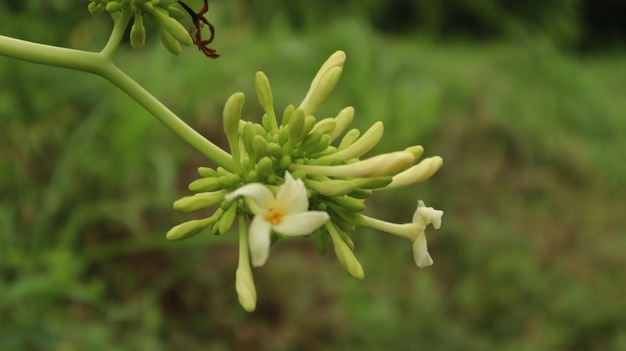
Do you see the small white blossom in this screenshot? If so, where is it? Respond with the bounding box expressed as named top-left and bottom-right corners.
top-left (225, 172), bottom-right (330, 267)
top-left (361, 200), bottom-right (443, 268)
top-left (411, 200), bottom-right (444, 268)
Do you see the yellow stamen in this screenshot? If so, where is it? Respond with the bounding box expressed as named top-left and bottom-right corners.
top-left (265, 208), bottom-right (284, 225)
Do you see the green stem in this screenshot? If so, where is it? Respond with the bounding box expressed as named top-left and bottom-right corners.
top-left (0, 13), bottom-right (234, 170)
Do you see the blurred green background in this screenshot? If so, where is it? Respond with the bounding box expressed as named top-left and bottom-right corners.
top-left (1, 0), bottom-right (626, 350)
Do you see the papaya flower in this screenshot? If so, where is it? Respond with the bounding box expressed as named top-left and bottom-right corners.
top-left (225, 172), bottom-right (330, 267)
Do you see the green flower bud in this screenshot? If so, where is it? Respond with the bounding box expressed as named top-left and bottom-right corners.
top-left (404, 145), bottom-right (424, 160)
top-left (253, 135), bottom-right (269, 157)
top-left (328, 196), bottom-right (366, 212)
top-left (88, 2), bottom-right (105, 15)
top-left (293, 151), bottom-right (414, 178)
top-left (218, 201), bottom-right (238, 234)
top-left (255, 72), bottom-right (278, 132)
top-left (223, 92), bottom-right (245, 172)
top-left (166, 215), bottom-right (220, 241)
top-left (347, 188), bottom-right (373, 199)
top-left (314, 229), bottom-right (330, 256)
top-left (255, 157), bottom-right (273, 179)
top-left (188, 177), bottom-right (221, 192)
top-left (328, 106), bottom-right (355, 142)
top-left (297, 115), bottom-right (317, 142)
top-left (159, 27), bottom-right (182, 55)
top-left (198, 167), bottom-right (218, 178)
top-left (142, 2), bottom-right (154, 11)
top-left (331, 121), bottom-right (384, 161)
top-left (267, 142), bottom-right (283, 158)
top-left (337, 128), bottom-right (360, 151)
top-left (351, 176), bottom-right (393, 189)
top-left (241, 122), bottom-right (257, 156)
top-left (166, 6), bottom-right (185, 20)
top-left (298, 131), bottom-right (322, 153)
top-left (152, 7), bottom-right (193, 46)
top-left (278, 155), bottom-right (292, 169)
top-left (281, 104), bottom-right (295, 126)
top-left (299, 66), bottom-right (343, 116)
top-left (299, 51), bottom-right (346, 115)
top-left (304, 178), bottom-right (356, 196)
top-left (173, 191), bottom-right (225, 212)
top-left (383, 156), bottom-right (444, 190)
top-left (327, 202), bottom-right (367, 227)
top-left (105, 1), bottom-right (124, 12)
top-left (236, 264), bottom-right (257, 312)
top-left (326, 222), bottom-right (364, 280)
top-left (287, 108), bottom-right (305, 143)
top-left (130, 13), bottom-right (146, 49)
top-left (311, 117), bottom-right (336, 135)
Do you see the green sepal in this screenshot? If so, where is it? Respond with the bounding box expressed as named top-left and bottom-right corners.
top-left (314, 229), bottom-right (330, 256)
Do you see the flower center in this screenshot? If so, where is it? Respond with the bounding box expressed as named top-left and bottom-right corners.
top-left (265, 208), bottom-right (284, 225)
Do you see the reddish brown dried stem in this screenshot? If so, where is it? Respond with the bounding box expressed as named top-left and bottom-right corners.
top-left (178, 0), bottom-right (219, 58)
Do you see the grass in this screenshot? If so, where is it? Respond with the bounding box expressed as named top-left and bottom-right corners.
top-left (1, 12), bottom-right (626, 351)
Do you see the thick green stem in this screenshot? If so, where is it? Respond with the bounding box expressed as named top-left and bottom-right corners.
top-left (0, 14), bottom-right (234, 170)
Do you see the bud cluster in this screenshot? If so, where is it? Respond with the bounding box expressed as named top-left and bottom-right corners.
top-left (167, 51), bottom-right (444, 310)
top-left (88, 0), bottom-right (193, 54)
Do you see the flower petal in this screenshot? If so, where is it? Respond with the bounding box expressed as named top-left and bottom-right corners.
top-left (412, 233), bottom-right (433, 268)
top-left (276, 172), bottom-right (308, 214)
top-left (248, 215), bottom-right (272, 267)
top-left (273, 211), bottom-right (330, 236)
top-left (225, 183), bottom-right (274, 215)
top-left (413, 200), bottom-right (444, 229)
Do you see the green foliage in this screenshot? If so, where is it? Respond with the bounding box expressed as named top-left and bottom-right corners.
top-left (2, 5), bottom-right (626, 351)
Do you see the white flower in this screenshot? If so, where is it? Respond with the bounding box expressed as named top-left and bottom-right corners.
top-left (361, 200), bottom-right (443, 268)
top-left (411, 200), bottom-right (443, 268)
top-left (225, 171), bottom-right (330, 267)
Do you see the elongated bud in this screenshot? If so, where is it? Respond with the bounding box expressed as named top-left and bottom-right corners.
top-left (130, 13), bottom-right (146, 49)
top-left (337, 128), bottom-right (360, 151)
top-left (297, 115), bottom-right (317, 142)
top-left (236, 265), bottom-right (257, 312)
top-left (88, 2), bottom-right (105, 15)
top-left (241, 122), bottom-right (257, 156)
top-left (173, 191), bottom-right (225, 212)
top-left (255, 72), bottom-right (278, 132)
top-left (255, 157), bottom-right (274, 179)
top-left (223, 92), bottom-right (245, 173)
top-left (311, 51), bottom-right (346, 90)
top-left (328, 107), bottom-right (355, 142)
top-left (166, 6), bottom-right (185, 19)
top-left (383, 156), bottom-right (443, 190)
top-left (253, 135), bottom-right (269, 157)
top-left (304, 178), bottom-right (357, 196)
top-left (105, 1), bottom-right (124, 12)
top-left (236, 219), bottom-right (257, 312)
top-left (166, 215), bottom-right (220, 240)
top-left (281, 104), bottom-right (296, 126)
top-left (299, 66), bottom-right (343, 116)
top-left (299, 131), bottom-right (323, 152)
top-left (311, 118), bottom-right (336, 135)
top-left (288, 108), bottom-right (305, 143)
top-left (151, 7), bottom-right (193, 46)
top-left (328, 195), bottom-right (366, 212)
top-left (293, 151), bottom-right (414, 178)
top-left (159, 27), bottom-right (181, 55)
top-left (299, 51), bottom-right (346, 115)
top-left (218, 201), bottom-right (238, 234)
top-left (198, 167), bottom-right (218, 178)
top-left (188, 177), bottom-right (221, 192)
top-left (351, 176), bottom-right (393, 189)
top-left (404, 145), bottom-right (424, 160)
top-left (326, 223), bottom-right (364, 280)
top-left (333, 121), bottom-right (384, 161)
